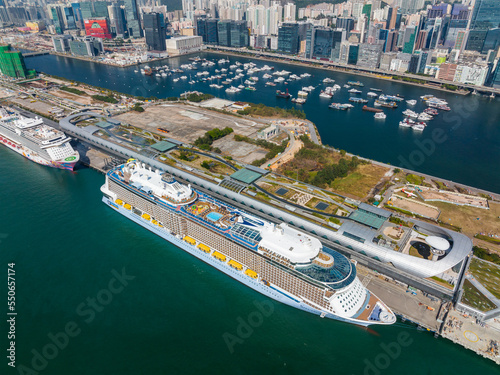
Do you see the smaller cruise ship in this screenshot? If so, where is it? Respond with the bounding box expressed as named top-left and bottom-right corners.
top-left (0, 107), bottom-right (79, 170)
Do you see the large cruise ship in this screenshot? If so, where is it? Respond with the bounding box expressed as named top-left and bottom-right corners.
top-left (101, 160), bottom-right (396, 326)
top-left (0, 107), bottom-right (79, 170)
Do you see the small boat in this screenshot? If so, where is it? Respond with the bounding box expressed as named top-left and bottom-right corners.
top-left (417, 113), bottom-right (433, 121)
top-left (399, 119), bottom-right (414, 127)
top-left (276, 89), bottom-right (291, 99)
top-left (406, 99), bottom-right (417, 106)
top-left (265, 82), bottom-right (276, 86)
top-left (291, 98), bottom-right (306, 104)
top-left (245, 86), bottom-right (256, 91)
top-left (320, 92), bottom-right (333, 99)
top-left (323, 78), bottom-right (335, 83)
top-left (347, 80), bottom-right (364, 87)
top-left (367, 92), bottom-right (379, 97)
top-left (424, 108), bottom-right (439, 116)
top-left (173, 78), bottom-right (179, 83)
top-left (349, 97), bottom-right (368, 103)
top-left (329, 103), bottom-right (349, 110)
top-left (348, 88), bottom-right (362, 94)
top-left (370, 88), bottom-right (383, 92)
top-left (412, 123), bottom-right (426, 131)
top-left (403, 109), bottom-right (418, 118)
top-left (374, 112), bottom-right (386, 119)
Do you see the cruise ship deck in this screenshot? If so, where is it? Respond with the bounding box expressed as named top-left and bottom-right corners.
top-left (104, 160), bottom-right (396, 326)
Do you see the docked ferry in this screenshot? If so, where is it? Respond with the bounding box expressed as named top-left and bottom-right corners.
top-left (101, 160), bottom-right (396, 327)
top-left (0, 107), bottom-right (79, 170)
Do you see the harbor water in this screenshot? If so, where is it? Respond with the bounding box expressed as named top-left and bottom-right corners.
top-left (24, 52), bottom-right (500, 194)
top-left (1, 145), bottom-right (499, 374)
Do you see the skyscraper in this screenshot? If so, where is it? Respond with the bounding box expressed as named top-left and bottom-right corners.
top-left (197, 18), bottom-right (219, 44)
top-left (108, 4), bottom-right (126, 37)
top-left (124, 0), bottom-right (143, 38)
top-left (402, 26), bottom-right (417, 54)
top-left (466, 0), bottom-right (500, 52)
top-left (144, 12), bottom-right (166, 51)
top-left (278, 23), bottom-right (299, 54)
top-left (48, 4), bottom-right (64, 34)
top-left (386, 7), bottom-right (398, 30)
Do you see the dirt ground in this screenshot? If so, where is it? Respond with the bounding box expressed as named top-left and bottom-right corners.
top-left (390, 194), bottom-right (441, 219)
top-left (420, 190), bottom-right (489, 209)
top-left (432, 201), bottom-right (500, 244)
top-left (212, 133), bottom-right (267, 164)
top-left (49, 89), bottom-right (93, 105)
top-left (9, 97), bottom-right (61, 115)
top-left (114, 104), bottom-right (261, 145)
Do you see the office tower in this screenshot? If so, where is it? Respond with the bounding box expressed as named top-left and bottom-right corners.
top-left (71, 3), bottom-right (83, 28)
top-left (0, 45), bottom-right (35, 78)
top-left (414, 29), bottom-right (428, 50)
top-left (466, 0), bottom-right (500, 52)
top-left (305, 27), bottom-right (335, 60)
top-left (402, 26), bottom-right (416, 53)
top-left (217, 20), bottom-right (247, 48)
top-left (108, 4), bottom-right (126, 37)
top-left (52, 35), bottom-right (73, 53)
top-left (144, 12), bottom-right (166, 51)
top-left (278, 23), bottom-right (299, 54)
top-left (230, 20), bottom-right (248, 48)
top-left (197, 18), bottom-right (219, 44)
top-left (356, 43), bottom-right (383, 69)
top-left (386, 7), bottom-right (398, 30)
top-left (93, 1), bottom-right (109, 18)
top-left (124, 0), bottom-right (143, 38)
top-left (62, 6), bottom-right (76, 30)
top-left (482, 28), bottom-right (500, 54)
top-left (80, 1), bottom-right (94, 20)
top-left (331, 29), bottom-right (346, 61)
top-left (48, 4), bottom-right (64, 34)
top-left (336, 17), bottom-right (355, 32)
top-left (217, 20), bottom-right (231, 46)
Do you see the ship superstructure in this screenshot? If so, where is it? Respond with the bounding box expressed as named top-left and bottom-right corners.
top-left (101, 160), bottom-right (396, 326)
top-left (0, 107), bottom-right (79, 170)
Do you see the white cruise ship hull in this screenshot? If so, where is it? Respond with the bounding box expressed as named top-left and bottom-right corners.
top-left (102, 195), bottom-right (377, 327)
top-left (0, 130), bottom-right (78, 170)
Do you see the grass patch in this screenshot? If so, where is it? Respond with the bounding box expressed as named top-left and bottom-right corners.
top-left (427, 276), bottom-right (454, 290)
top-left (237, 102), bottom-right (306, 119)
top-left (474, 234), bottom-right (500, 245)
top-left (461, 279), bottom-right (496, 312)
top-left (92, 94), bottom-right (118, 104)
top-left (186, 93), bottom-right (214, 102)
top-left (406, 173), bottom-right (424, 185)
top-left (469, 258), bottom-right (500, 300)
top-left (473, 246), bottom-right (500, 265)
top-left (60, 86), bottom-right (86, 95)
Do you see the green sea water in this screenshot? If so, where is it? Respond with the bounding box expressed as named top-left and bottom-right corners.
top-left (1, 147), bottom-right (499, 374)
